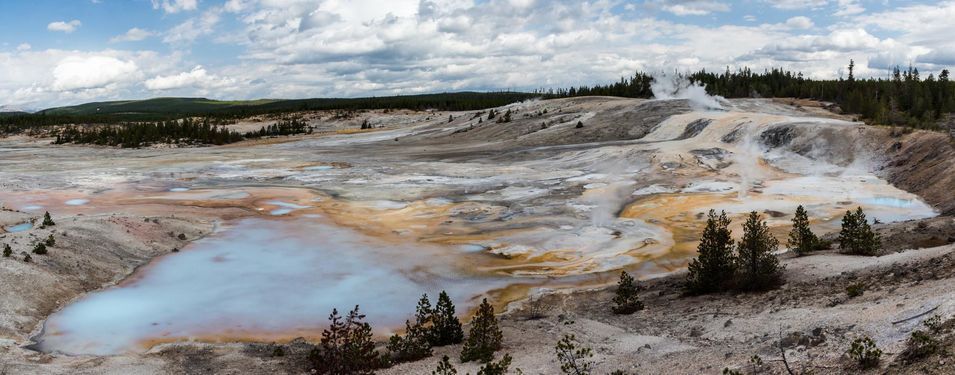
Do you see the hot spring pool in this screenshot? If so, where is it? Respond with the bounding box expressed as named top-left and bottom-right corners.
top-left (33, 218), bottom-right (507, 355)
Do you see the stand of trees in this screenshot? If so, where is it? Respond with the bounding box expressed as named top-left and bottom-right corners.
top-left (686, 210), bottom-right (783, 294)
top-left (244, 117), bottom-right (312, 138)
top-left (54, 118), bottom-right (244, 147)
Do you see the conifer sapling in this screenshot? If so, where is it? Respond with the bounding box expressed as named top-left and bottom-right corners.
top-left (461, 298), bottom-right (503, 363)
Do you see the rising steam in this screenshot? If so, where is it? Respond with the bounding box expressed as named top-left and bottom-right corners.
top-left (651, 72), bottom-right (725, 111)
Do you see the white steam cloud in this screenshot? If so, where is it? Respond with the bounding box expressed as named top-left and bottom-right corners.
top-left (650, 73), bottom-right (725, 110)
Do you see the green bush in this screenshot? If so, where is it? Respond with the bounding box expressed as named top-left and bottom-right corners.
top-left (848, 336), bottom-right (882, 369)
top-left (433, 355), bottom-right (457, 375)
top-left (476, 353), bottom-right (512, 375)
top-left (42, 211), bottom-right (55, 227)
top-left (387, 319), bottom-right (432, 363)
top-left (2, 243), bottom-right (11, 257)
top-left (32, 242), bottom-right (48, 255)
top-left (901, 330), bottom-right (939, 361)
top-left (838, 207), bottom-right (881, 255)
top-left (555, 334), bottom-right (593, 375)
top-left (611, 271), bottom-right (644, 315)
top-left (846, 283), bottom-right (865, 298)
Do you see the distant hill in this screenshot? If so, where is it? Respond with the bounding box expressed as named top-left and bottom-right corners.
top-left (36, 92), bottom-right (540, 117)
top-left (38, 97), bottom-right (280, 116)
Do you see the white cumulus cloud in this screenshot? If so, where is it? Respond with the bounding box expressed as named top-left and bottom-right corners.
top-left (52, 56), bottom-right (138, 91)
top-left (151, 0), bottom-right (197, 14)
top-left (784, 16), bottom-right (814, 29)
top-left (144, 65), bottom-right (233, 90)
top-left (47, 20), bottom-right (82, 33)
top-left (110, 28), bottom-right (156, 43)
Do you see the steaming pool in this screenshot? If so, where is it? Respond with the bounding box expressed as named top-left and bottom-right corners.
top-left (33, 218), bottom-right (510, 355)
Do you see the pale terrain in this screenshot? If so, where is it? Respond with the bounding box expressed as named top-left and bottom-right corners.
top-left (1, 96), bottom-right (954, 373)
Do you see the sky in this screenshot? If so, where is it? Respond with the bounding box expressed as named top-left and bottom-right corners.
top-left (1, 0), bottom-right (954, 110)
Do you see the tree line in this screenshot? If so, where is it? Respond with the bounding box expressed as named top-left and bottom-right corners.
top-left (54, 118), bottom-right (245, 148)
top-left (52, 116), bottom-right (315, 147)
top-left (244, 117), bottom-right (312, 138)
top-left (554, 63), bottom-right (954, 129)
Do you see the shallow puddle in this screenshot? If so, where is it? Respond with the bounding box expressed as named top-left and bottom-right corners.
top-left (4, 222), bottom-right (32, 233)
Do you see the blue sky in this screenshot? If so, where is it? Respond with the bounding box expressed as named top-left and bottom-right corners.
top-left (1, 0), bottom-right (953, 110)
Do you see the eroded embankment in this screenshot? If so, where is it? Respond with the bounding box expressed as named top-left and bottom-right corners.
top-left (883, 130), bottom-right (955, 215)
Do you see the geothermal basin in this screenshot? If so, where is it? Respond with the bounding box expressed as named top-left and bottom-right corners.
top-left (0, 97), bottom-right (939, 355)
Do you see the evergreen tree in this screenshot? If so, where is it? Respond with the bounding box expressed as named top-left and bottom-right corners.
top-left (387, 319), bottom-right (433, 363)
top-left (735, 211), bottom-right (782, 291)
top-left (2, 243), bottom-right (11, 257)
top-left (415, 294), bottom-right (434, 328)
top-left (575, 121), bottom-right (584, 128)
top-left (309, 305), bottom-right (382, 375)
top-left (32, 242), bottom-right (47, 255)
top-left (42, 211), bottom-right (55, 227)
top-left (433, 355), bottom-right (458, 375)
top-left (787, 205), bottom-right (818, 256)
top-left (686, 210), bottom-right (736, 294)
top-left (839, 207), bottom-right (882, 255)
top-left (555, 334), bottom-right (594, 375)
top-left (45, 234), bottom-right (56, 247)
top-left (611, 271), bottom-right (644, 315)
top-left (461, 298), bottom-right (503, 363)
top-left (387, 293), bottom-right (436, 363)
top-left (24, 253), bottom-right (32, 262)
top-left (430, 291), bottom-right (464, 346)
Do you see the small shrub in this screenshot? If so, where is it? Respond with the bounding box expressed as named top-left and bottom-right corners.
top-left (721, 368), bottom-right (743, 375)
top-left (476, 353), bottom-right (512, 375)
top-left (42, 211), bottom-right (55, 227)
top-left (433, 355), bottom-right (457, 375)
top-left (32, 242), bottom-right (48, 255)
top-left (901, 330), bottom-right (939, 361)
top-left (924, 315), bottom-right (943, 334)
top-left (177, 233), bottom-right (187, 240)
top-left (387, 319), bottom-right (432, 363)
top-left (848, 336), bottom-right (882, 369)
top-left (612, 271), bottom-right (644, 315)
top-left (2, 243), bottom-right (11, 257)
top-left (813, 238), bottom-right (833, 251)
top-left (846, 283), bottom-right (865, 298)
top-left (431, 356), bottom-right (458, 375)
top-left (555, 334), bottom-right (593, 375)
top-left (45, 234), bottom-right (56, 247)
top-left (271, 346), bottom-right (285, 357)
top-left (24, 253), bottom-right (32, 262)
top-left (575, 121), bottom-right (584, 128)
